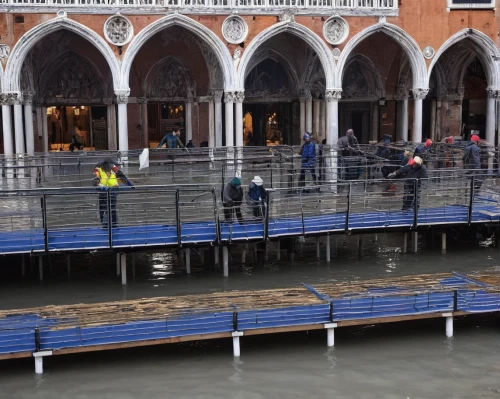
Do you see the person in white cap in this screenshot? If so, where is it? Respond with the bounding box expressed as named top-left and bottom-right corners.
top-left (247, 176), bottom-right (267, 218)
top-left (387, 156), bottom-right (428, 211)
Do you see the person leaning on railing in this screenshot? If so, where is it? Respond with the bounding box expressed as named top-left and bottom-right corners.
top-left (92, 158), bottom-right (133, 228)
top-left (387, 156), bottom-right (428, 211)
top-left (222, 177), bottom-right (244, 224)
top-left (246, 176), bottom-right (266, 218)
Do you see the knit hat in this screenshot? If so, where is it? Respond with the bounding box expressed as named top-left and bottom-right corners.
top-left (425, 139), bottom-right (433, 148)
top-left (252, 176), bottom-right (263, 186)
top-left (231, 177), bottom-right (241, 186)
top-left (471, 135), bottom-right (480, 142)
top-left (303, 132), bottom-right (311, 140)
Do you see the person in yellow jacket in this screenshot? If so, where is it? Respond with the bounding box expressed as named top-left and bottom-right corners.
top-left (92, 158), bottom-right (133, 228)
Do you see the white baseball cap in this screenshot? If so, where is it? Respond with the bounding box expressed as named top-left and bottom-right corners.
top-left (252, 176), bottom-right (264, 186)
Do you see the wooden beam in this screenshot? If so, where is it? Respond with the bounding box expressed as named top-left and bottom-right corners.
top-left (0, 352), bottom-right (32, 361)
top-left (243, 324), bottom-right (324, 336)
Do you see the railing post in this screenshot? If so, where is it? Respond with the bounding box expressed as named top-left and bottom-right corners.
top-left (468, 175), bottom-right (474, 225)
top-left (413, 179), bottom-right (418, 229)
top-left (264, 190), bottom-right (271, 239)
top-left (107, 190), bottom-right (112, 249)
top-left (175, 189), bottom-right (181, 247)
top-left (212, 187), bottom-right (221, 245)
top-left (345, 183), bottom-right (351, 233)
top-left (42, 194), bottom-right (48, 253)
top-left (300, 189), bottom-right (305, 235)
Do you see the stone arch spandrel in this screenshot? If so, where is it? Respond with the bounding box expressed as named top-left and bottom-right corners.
top-left (428, 29), bottom-right (500, 89)
top-left (121, 14), bottom-right (234, 91)
top-left (336, 23), bottom-right (427, 90)
top-left (237, 22), bottom-right (336, 90)
top-left (144, 56), bottom-right (194, 100)
top-left (342, 54), bottom-right (385, 100)
top-left (4, 16), bottom-right (120, 93)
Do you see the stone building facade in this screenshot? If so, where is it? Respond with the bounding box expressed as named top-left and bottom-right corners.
top-left (0, 0), bottom-right (499, 154)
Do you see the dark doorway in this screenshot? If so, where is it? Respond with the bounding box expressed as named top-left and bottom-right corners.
top-left (243, 103), bottom-right (292, 146)
top-left (351, 112), bottom-right (363, 143)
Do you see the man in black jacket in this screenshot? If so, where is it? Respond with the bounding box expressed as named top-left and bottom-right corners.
top-left (463, 134), bottom-right (483, 195)
top-left (222, 177), bottom-right (244, 223)
top-left (388, 156), bottom-right (428, 211)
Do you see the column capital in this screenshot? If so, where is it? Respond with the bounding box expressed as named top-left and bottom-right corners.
top-left (394, 86), bottom-right (409, 101)
top-left (299, 88), bottom-right (312, 100)
top-left (224, 91), bottom-right (243, 103)
top-left (412, 88), bottom-right (429, 100)
top-left (487, 88), bottom-right (500, 99)
top-left (209, 89), bottom-right (223, 103)
top-left (22, 91), bottom-right (36, 106)
top-left (103, 97), bottom-right (114, 106)
top-left (0, 92), bottom-right (21, 106)
top-left (136, 96), bottom-right (148, 104)
top-left (115, 89), bottom-right (130, 104)
top-left (325, 89), bottom-right (342, 102)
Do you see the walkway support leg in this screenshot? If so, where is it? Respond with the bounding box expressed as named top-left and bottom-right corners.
top-left (185, 248), bottom-right (191, 275)
top-left (241, 245), bottom-right (246, 264)
top-left (403, 233), bottom-right (407, 254)
top-left (120, 253), bottom-right (127, 285)
top-left (444, 313), bottom-right (453, 338)
top-left (214, 246), bottom-right (220, 267)
top-left (324, 323), bottom-right (337, 347)
top-left (33, 351), bottom-right (52, 374)
top-left (222, 246), bottom-right (229, 277)
top-left (413, 232), bottom-right (418, 253)
top-left (232, 331), bottom-right (243, 357)
top-left (116, 253), bottom-right (121, 276)
top-left (326, 236), bottom-right (331, 262)
top-left (441, 232), bottom-right (446, 255)
top-left (276, 240), bottom-right (281, 261)
top-left (316, 237), bottom-right (320, 260)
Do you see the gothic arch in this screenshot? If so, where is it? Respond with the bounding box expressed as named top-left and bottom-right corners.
top-left (428, 29), bottom-right (500, 89)
top-left (121, 14), bottom-right (234, 91)
top-left (342, 54), bottom-right (385, 100)
top-left (244, 48), bottom-right (300, 90)
top-left (237, 21), bottom-right (335, 90)
top-left (144, 56), bottom-right (195, 100)
top-left (336, 22), bottom-right (427, 90)
top-left (3, 16), bottom-right (120, 93)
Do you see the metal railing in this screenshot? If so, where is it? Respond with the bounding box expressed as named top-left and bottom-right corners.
top-left (0, 173), bottom-right (497, 254)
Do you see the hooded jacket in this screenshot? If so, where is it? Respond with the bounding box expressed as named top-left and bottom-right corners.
top-left (223, 182), bottom-right (243, 206)
top-left (299, 141), bottom-right (316, 166)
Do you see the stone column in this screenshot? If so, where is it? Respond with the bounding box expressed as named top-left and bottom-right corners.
top-left (430, 98), bottom-right (437, 141)
top-left (0, 93), bottom-right (15, 156)
top-left (213, 90), bottom-right (223, 147)
top-left (115, 90), bottom-right (129, 152)
top-left (435, 86), bottom-right (447, 141)
top-left (185, 98), bottom-right (193, 143)
top-left (13, 94), bottom-right (25, 154)
top-left (234, 91), bottom-right (245, 147)
top-left (319, 100), bottom-right (326, 140)
top-left (224, 91), bottom-right (235, 147)
top-left (395, 87), bottom-right (409, 142)
top-left (325, 89), bottom-right (342, 144)
top-left (371, 101), bottom-right (379, 142)
top-left (486, 89), bottom-right (499, 145)
top-left (42, 106), bottom-right (48, 153)
top-left (306, 95), bottom-right (313, 133)
top-left (23, 92), bottom-right (35, 155)
top-left (299, 98), bottom-right (306, 135)
top-left (104, 98), bottom-right (117, 151)
top-left (411, 88), bottom-right (429, 143)
top-left (313, 98), bottom-right (320, 139)
top-left (208, 91), bottom-right (215, 148)
top-left (137, 97), bottom-right (148, 149)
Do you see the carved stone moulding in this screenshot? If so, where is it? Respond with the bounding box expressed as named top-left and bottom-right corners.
top-left (325, 89), bottom-right (342, 102)
top-left (104, 14), bottom-right (133, 46)
top-left (0, 44), bottom-right (10, 59)
top-left (423, 46), bottom-right (435, 60)
top-left (222, 16), bottom-right (248, 45)
top-left (412, 88), bottom-right (429, 100)
top-left (323, 16), bottom-right (349, 46)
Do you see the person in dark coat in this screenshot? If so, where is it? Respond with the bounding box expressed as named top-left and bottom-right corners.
top-left (413, 139), bottom-right (432, 158)
top-left (388, 156), bottom-right (428, 211)
top-left (376, 138), bottom-right (391, 178)
top-left (463, 134), bottom-right (483, 195)
top-left (222, 177), bottom-right (243, 223)
top-left (337, 129), bottom-right (360, 156)
top-left (247, 176), bottom-right (266, 218)
top-left (69, 134), bottom-right (82, 152)
top-left (299, 132), bottom-right (317, 187)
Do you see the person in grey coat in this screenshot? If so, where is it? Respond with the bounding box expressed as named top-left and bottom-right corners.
top-left (463, 134), bottom-right (483, 195)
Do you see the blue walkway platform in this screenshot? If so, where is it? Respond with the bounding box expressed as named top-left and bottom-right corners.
top-left (0, 271), bottom-right (499, 363)
top-left (0, 202), bottom-right (498, 255)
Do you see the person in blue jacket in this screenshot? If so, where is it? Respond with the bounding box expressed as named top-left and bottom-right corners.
top-left (157, 124), bottom-right (185, 149)
top-left (299, 132), bottom-right (317, 187)
top-left (247, 176), bottom-right (266, 218)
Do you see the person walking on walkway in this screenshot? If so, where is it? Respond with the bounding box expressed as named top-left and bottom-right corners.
top-left (157, 124), bottom-right (185, 149)
top-left (299, 132), bottom-right (317, 187)
top-left (92, 159), bottom-right (132, 228)
top-left (223, 177), bottom-right (244, 223)
top-left (337, 129), bottom-right (360, 155)
top-left (388, 156), bottom-right (428, 211)
top-left (246, 176), bottom-right (266, 218)
top-left (463, 134), bottom-right (483, 195)
top-left (413, 139), bottom-right (432, 158)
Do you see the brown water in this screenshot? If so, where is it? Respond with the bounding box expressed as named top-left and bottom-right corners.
top-left (1, 233), bottom-right (500, 398)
